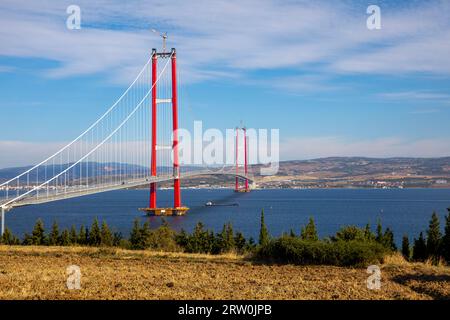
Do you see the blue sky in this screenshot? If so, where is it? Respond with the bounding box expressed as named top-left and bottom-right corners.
top-left (1, 0), bottom-right (450, 168)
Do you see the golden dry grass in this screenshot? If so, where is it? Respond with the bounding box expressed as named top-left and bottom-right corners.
top-left (0, 245), bottom-right (449, 300)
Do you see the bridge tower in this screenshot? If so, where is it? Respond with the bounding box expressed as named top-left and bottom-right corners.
top-left (142, 48), bottom-right (188, 216)
top-left (235, 126), bottom-right (250, 193)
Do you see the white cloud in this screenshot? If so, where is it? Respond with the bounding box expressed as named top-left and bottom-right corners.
top-left (280, 136), bottom-right (450, 160)
top-left (2, 135), bottom-right (450, 169)
top-left (0, 0), bottom-right (449, 85)
top-left (379, 91), bottom-right (450, 101)
top-left (0, 141), bottom-right (66, 168)
top-left (0, 65), bottom-right (14, 73)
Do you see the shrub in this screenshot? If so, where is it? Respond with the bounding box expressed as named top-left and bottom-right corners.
top-left (332, 226), bottom-right (366, 242)
top-left (146, 221), bottom-right (180, 252)
top-left (300, 217), bottom-right (319, 241)
top-left (256, 236), bottom-right (387, 267)
top-left (184, 222), bottom-right (215, 253)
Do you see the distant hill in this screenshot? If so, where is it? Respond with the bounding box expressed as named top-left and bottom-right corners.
top-left (251, 157), bottom-right (450, 188)
top-left (0, 162), bottom-right (146, 183)
top-left (1, 157), bottom-right (449, 188)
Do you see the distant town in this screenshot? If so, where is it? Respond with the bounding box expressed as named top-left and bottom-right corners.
top-left (1, 157), bottom-right (450, 191)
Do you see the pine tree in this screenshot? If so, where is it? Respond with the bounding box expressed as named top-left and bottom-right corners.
top-left (217, 223), bottom-right (235, 253)
top-left (234, 231), bottom-right (246, 252)
top-left (78, 225), bottom-right (86, 245)
top-left (401, 235), bottom-right (410, 260)
top-left (59, 229), bottom-right (71, 246)
top-left (247, 237), bottom-right (256, 249)
top-left (375, 219), bottom-right (383, 243)
top-left (11, 235), bottom-right (20, 245)
top-left (100, 221), bottom-right (113, 246)
top-left (289, 229), bottom-right (296, 238)
top-left (140, 221), bottom-right (151, 249)
top-left (1, 227), bottom-right (13, 245)
top-left (442, 209), bottom-right (450, 263)
top-left (48, 221), bottom-right (60, 246)
top-left (69, 225), bottom-right (78, 245)
top-left (175, 229), bottom-right (189, 248)
top-left (22, 233), bottom-right (33, 245)
top-left (382, 228), bottom-right (397, 251)
top-left (188, 222), bottom-right (212, 253)
top-left (113, 232), bottom-right (123, 247)
top-left (412, 232), bottom-right (427, 261)
top-left (31, 219), bottom-right (46, 245)
top-left (426, 212), bottom-right (442, 261)
top-left (300, 217), bottom-right (319, 241)
top-left (364, 223), bottom-right (375, 241)
top-left (130, 219), bottom-right (142, 249)
top-left (89, 218), bottom-right (101, 246)
top-left (258, 209), bottom-right (270, 246)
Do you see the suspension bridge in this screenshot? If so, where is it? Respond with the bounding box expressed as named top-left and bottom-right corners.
top-left (0, 47), bottom-right (253, 235)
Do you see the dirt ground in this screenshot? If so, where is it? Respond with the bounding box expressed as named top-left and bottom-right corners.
top-left (0, 246), bottom-right (449, 300)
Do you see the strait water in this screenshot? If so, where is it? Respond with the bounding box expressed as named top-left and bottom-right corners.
top-left (3, 189), bottom-right (450, 245)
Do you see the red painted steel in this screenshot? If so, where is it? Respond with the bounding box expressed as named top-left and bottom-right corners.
top-left (171, 49), bottom-right (181, 208)
top-left (235, 127), bottom-right (239, 191)
top-left (244, 128), bottom-right (249, 191)
top-left (150, 50), bottom-right (157, 208)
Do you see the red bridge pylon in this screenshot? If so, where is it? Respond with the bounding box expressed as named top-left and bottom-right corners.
top-left (141, 48), bottom-right (188, 216)
top-left (235, 126), bottom-right (250, 193)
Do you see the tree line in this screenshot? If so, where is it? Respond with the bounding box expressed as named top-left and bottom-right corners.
top-left (0, 218), bottom-right (122, 247)
top-left (1, 208), bottom-right (450, 266)
top-left (401, 208), bottom-right (450, 264)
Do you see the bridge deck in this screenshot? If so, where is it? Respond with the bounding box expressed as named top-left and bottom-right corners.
top-left (0, 171), bottom-right (253, 209)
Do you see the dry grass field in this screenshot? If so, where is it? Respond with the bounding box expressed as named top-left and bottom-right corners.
top-left (0, 245), bottom-right (449, 300)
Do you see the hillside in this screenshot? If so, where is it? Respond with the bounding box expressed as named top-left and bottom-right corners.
top-left (251, 157), bottom-right (450, 189)
top-left (1, 157), bottom-right (450, 189)
top-left (0, 246), bottom-right (449, 300)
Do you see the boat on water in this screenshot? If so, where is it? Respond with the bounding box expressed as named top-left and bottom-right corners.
top-left (205, 201), bottom-right (239, 207)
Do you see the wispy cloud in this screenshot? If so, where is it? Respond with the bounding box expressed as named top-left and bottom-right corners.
top-left (2, 135), bottom-right (449, 169)
top-left (0, 140), bottom-right (66, 168)
top-left (280, 136), bottom-right (450, 160)
top-left (379, 91), bottom-right (450, 101)
top-left (0, 0), bottom-right (450, 84)
top-left (409, 108), bottom-right (440, 115)
top-left (0, 65), bottom-right (14, 73)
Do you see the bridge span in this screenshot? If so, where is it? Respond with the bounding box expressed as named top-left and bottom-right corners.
top-left (0, 47), bottom-right (253, 235)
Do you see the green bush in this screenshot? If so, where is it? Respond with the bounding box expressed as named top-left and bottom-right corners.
top-left (146, 222), bottom-right (180, 252)
top-left (256, 236), bottom-right (387, 267)
top-left (332, 226), bottom-right (367, 242)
